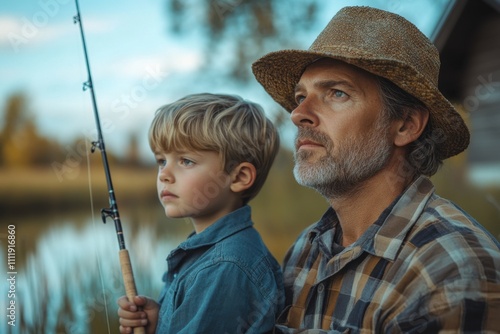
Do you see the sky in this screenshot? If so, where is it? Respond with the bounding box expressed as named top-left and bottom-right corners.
top-left (0, 0), bottom-right (453, 161)
top-left (0, 0), bottom-right (202, 160)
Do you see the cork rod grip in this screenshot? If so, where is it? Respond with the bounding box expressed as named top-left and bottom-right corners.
top-left (119, 249), bottom-right (146, 334)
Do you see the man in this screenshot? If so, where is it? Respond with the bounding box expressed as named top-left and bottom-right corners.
top-left (252, 6), bottom-right (500, 333)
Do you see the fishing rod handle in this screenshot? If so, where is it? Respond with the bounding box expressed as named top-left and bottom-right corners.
top-left (119, 249), bottom-right (146, 334)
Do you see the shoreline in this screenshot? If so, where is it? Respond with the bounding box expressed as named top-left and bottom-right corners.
top-left (0, 166), bottom-right (157, 217)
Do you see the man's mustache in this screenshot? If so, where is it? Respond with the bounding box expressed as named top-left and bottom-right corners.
top-left (295, 127), bottom-right (334, 151)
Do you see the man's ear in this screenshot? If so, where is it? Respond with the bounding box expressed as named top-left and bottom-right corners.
top-left (229, 162), bottom-right (256, 193)
top-left (393, 109), bottom-right (429, 147)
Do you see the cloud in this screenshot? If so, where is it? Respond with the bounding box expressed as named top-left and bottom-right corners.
top-left (0, 16), bottom-right (23, 50)
top-left (0, 14), bottom-right (117, 53)
top-left (78, 16), bottom-right (118, 34)
top-left (0, 14), bottom-right (68, 52)
top-left (107, 47), bottom-right (204, 81)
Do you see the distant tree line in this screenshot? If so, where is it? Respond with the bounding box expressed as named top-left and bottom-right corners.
top-left (0, 92), bottom-right (143, 169)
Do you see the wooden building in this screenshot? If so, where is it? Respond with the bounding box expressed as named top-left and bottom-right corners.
top-left (432, 0), bottom-right (500, 185)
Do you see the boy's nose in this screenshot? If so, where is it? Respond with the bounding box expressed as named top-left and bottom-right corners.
top-left (159, 165), bottom-right (174, 183)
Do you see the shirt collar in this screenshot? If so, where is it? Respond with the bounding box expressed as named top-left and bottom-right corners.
top-left (308, 176), bottom-right (435, 261)
top-left (179, 205), bottom-right (253, 250)
top-left (165, 206), bottom-right (253, 273)
top-left (369, 175), bottom-right (435, 260)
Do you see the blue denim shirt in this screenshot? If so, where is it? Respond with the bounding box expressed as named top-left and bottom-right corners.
top-left (156, 205), bottom-right (284, 333)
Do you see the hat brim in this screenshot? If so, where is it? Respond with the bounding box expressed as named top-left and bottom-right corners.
top-left (252, 48), bottom-right (470, 160)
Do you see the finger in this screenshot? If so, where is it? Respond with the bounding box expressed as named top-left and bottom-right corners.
top-left (119, 317), bottom-right (148, 328)
top-left (133, 295), bottom-right (159, 311)
top-left (132, 295), bottom-right (148, 307)
top-left (119, 325), bottom-right (132, 334)
top-left (117, 308), bottom-right (145, 319)
top-left (117, 296), bottom-right (137, 311)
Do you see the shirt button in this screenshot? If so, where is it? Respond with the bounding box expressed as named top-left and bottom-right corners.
top-left (317, 283), bottom-right (324, 293)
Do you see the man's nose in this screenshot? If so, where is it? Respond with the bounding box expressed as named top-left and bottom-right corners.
top-left (290, 96), bottom-right (319, 128)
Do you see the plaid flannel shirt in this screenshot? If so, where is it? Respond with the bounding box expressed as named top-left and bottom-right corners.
top-left (275, 176), bottom-right (500, 333)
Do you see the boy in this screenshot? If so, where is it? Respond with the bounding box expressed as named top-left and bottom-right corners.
top-left (117, 93), bottom-right (284, 333)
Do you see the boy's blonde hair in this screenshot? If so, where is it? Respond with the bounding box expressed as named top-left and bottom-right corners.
top-left (149, 93), bottom-right (280, 203)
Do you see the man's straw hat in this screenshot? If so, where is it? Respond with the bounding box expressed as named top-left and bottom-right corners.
top-left (252, 6), bottom-right (469, 160)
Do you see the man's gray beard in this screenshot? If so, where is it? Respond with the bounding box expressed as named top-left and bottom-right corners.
top-left (293, 118), bottom-right (392, 199)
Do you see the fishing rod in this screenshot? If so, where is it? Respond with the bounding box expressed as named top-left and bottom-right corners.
top-left (73, 1), bottom-right (145, 333)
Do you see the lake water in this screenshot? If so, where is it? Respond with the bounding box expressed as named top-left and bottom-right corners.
top-left (0, 209), bottom-right (193, 334)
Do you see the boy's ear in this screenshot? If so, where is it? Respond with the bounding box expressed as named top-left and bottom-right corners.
top-left (229, 162), bottom-right (256, 193)
top-left (393, 109), bottom-right (429, 147)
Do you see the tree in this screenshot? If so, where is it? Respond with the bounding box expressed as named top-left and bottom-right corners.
top-left (124, 132), bottom-right (141, 167)
top-left (0, 93), bottom-right (30, 166)
top-left (0, 92), bottom-right (65, 167)
top-left (165, 0), bottom-right (320, 81)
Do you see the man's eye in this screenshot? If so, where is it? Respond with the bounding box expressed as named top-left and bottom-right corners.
top-left (333, 90), bottom-right (346, 98)
top-left (295, 95), bottom-right (305, 104)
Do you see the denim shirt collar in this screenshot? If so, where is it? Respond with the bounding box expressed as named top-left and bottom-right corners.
top-left (166, 205), bottom-right (253, 272)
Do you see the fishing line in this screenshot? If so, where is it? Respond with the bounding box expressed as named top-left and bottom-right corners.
top-left (70, 6), bottom-right (112, 332)
top-left (85, 139), bottom-right (112, 334)
top-left (74, 1), bottom-right (144, 333)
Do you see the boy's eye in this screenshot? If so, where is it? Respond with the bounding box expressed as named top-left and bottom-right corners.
top-left (180, 158), bottom-right (194, 167)
top-left (156, 158), bottom-right (166, 167)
